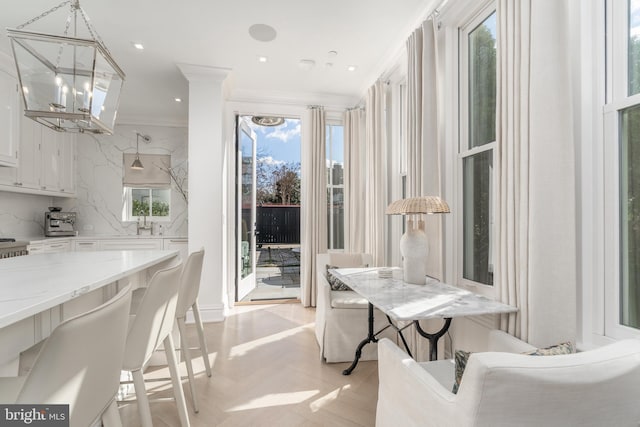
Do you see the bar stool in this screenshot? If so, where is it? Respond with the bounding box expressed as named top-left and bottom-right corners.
top-left (122, 264), bottom-right (190, 427)
top-left (175, 249), bottom-right (210, 413)
top-left (0, 285), bottom-right (132, 427)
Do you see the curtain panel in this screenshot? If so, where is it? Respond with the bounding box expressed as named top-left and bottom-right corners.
top-left (405, 18), bottom-right (445, 361)
top-left (405, 19), bottom-right (444, 280)
top-left (364, 81), bottom-right (388, 267)
top-left (496, 0), bottom-right (576, 347)
top-left (301, 107), bottom-right (327, 307)
top-left (344, 108), bottom-right (366, 253)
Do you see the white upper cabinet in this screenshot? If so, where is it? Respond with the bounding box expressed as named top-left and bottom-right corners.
top-left (0, 67), bottom-right (19, 168)
top-left (0, 114), bottom-right (76, 197)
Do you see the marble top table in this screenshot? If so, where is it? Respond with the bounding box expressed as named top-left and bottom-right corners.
top-left (0, 250), bottom-right (178, 329)
top-left (331, 267), bottom-right (517, 321)
top-left (331, 267), bottom-right (517, 374)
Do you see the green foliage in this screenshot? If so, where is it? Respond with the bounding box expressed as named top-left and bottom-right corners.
top-left (464, 15), bottom-right (496, 286)
top-left (132, 199), bottom-right (149, 216)
top-left (622, 105), bottom-right (640, 326)
top-left (132, 198), bottom-right (169, 217)
top-left (257, 160), bottom-right (301, 205)
top-left (469, 19), bottom-right (497, 148)
top-left (630, 37), bottom-right (640, 95)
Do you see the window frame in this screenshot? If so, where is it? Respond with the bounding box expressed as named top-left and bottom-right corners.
top-left (122, 187), bottom-right (172, 222)
top-left (456, 3), bottom-right (497, 297)
top-left (603, 0), bottom-right (640, 340)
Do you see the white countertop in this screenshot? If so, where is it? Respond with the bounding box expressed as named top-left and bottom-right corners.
top-left (17, 235), bottom-right (188, 244)
top-left (331, 267), bottom-right (517, 321)
top-left (0, 250), bottom-right (178, 329)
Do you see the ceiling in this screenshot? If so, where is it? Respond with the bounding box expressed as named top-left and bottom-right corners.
top-left (0, 0), bottom-right (436, 126)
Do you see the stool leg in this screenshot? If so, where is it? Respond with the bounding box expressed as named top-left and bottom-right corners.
top-left (178, 316), bottom-right (199, 413)
top-left (132, 370), bottom-right (153, 427)
top-left (192, 301), bottom-right (212, 377)
top-left (165, 334), bottom-right (191, 427)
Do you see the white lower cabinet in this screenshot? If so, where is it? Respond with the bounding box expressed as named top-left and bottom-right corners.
top-left (28, 239), bottom-right (71, 254)
top-left (73, 240), bottom-right (99, 252)
top-left (99, 239), bottom-right (162, 251)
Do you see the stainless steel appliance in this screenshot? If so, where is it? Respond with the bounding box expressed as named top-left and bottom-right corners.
top-left (0, 239), bottom-right (28, 258)
top-left (45, 208), bottom-right (77, 237)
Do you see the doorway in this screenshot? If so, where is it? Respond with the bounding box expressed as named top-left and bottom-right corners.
top-left (235, 115), bottom-right (302, 302)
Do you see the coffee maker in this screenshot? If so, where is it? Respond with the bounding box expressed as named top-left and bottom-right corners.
top-left (45, 207), bottom-right (77, 237)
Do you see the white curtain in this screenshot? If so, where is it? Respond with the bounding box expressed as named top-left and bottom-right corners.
top-left (406, 19), bottom-right (443, 280)
top-left (406, 18), bottom-right (444, 361)
top-left (344, 108), bottom-right (365, 253)
top-left (301, 107), bottom-right (327, 307)
top-left (496, 0), bottom-right (576, 347)
top-left (364, 81), bottom-right (388, 266)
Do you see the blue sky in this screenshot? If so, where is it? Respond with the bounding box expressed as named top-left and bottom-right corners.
top-left (245, 117), bottom-right (302, 166)
top-left (243, 116), bottom-right (345, 168)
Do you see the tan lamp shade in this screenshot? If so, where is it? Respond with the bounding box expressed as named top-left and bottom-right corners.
top-left (385, 196), bottom-right (450, 215)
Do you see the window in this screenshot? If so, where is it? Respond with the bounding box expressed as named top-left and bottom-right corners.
top-left (121, 153), bottom-right (172, 222)
top-left (123, 188), bottom-right (171, 221)
top-left (605, 0), bottom-right (640, 338)
top-left (326, 123), bottom-right (344, 250)
top-left (459, 8), bottom-right (497, 288)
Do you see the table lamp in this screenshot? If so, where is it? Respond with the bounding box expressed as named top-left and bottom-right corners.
top-left (386, 196), bottom-right (450, 284)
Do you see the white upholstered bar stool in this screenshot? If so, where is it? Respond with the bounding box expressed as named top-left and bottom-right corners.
top-left (0, 285), bottom-right (132, 427)
top-left (122, 264), bottom-right (190, 427)
top-left (175, 249), bottom-right (211, 414)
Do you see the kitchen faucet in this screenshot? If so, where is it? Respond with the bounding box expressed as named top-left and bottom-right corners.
top-left (137, 215), bottom-right (153, 235)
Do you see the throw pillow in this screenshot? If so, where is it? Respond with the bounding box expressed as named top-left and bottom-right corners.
top-left (522, 341), bottom-right (576, 356)
top-left (326, 265), bottom-right (352, 291)
top-left (325, 264), bottom-right (369, 291)
top-left (451, 341), bottom-right (576, 394)
top-left (452, 350), bottom-right (471, 394)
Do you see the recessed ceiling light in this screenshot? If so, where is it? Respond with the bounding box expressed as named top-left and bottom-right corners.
top-left (174, 98), bottom-right (182, 103)
top-left (347, 65), bottom-right (357, 72)
top-left (248, 24), bottom-right (277, 42)
top-left (258, 56), bottom-right (268, 63)
top-left (252, 116), bottom-right (285, 127)
top-left (132, 42), bottom-right (144, 50)
top-left (328, 50), bottom-right (338, 57)
top-left (325, 62), bottom-right (334, 68)
top-left (299, 59), bottom-right (316, 71)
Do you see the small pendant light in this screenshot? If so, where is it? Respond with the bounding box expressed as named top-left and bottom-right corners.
top-left (131, 133), bottom-right (150, 170)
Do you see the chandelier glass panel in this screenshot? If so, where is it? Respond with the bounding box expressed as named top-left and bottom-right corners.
top-left (7, 0), bottom-right (125, 134)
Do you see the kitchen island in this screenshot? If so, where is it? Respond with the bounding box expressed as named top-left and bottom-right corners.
top-left (0, 250), bottom-right (179, 374)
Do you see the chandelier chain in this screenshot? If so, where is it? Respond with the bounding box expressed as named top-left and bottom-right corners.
top-left (16, 0), bottom-right (72, 29)
top-left (15, 0), bottom-right (110, 54)
top-left (77, 6), bottom-right (111, 54)
top-left (54, 5), bottom-right (74, 70)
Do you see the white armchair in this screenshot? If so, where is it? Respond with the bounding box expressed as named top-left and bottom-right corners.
top-left (315, 253), bottom-right (391, 363)
top-left (377, 331), bottom-right (640, 426)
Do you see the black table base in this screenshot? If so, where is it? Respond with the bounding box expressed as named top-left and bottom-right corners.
top-left (342, 303), bottom-right (452, 375)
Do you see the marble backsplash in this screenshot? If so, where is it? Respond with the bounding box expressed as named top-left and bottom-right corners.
top-left (0, 192), bottom-right (55, 238)
top-left (0, 124), bottom-right (188, 239)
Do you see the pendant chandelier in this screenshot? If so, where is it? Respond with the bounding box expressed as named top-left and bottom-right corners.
top-left (7, 0), bottom-right (125, 134)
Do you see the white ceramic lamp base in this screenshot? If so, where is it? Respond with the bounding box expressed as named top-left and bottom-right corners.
top-left (400, 219), bottom-right (428, 285)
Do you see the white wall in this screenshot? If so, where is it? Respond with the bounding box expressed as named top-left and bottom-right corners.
top-left (59, 124), bottom-right (188, 237)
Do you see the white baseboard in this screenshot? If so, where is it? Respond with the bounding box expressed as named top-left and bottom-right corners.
top-left (185, 303), bottom-right (226, 324)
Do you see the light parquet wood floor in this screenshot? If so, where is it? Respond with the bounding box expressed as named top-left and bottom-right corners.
top-left (118, 303), bottom-right (379, 427)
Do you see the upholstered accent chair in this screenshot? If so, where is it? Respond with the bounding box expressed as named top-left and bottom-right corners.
top-left (376, 330), bottom-right (640, 427)
top-left (315, 253), bottom-right (392, 363)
